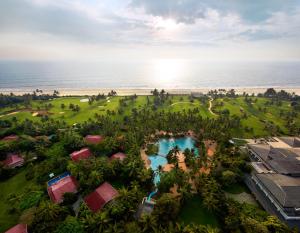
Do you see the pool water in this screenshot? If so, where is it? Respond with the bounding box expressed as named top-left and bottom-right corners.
top-left (148, 137), bottom-right (198, 184)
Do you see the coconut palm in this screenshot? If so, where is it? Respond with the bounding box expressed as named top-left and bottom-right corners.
top-left (206, 225), bottom-right (220, 233)
top-left (139, 214), bottom-right (158, 233)
top-left (178, 183), bottom-right (193, 205)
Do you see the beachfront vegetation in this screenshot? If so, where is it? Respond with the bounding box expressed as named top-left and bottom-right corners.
top-left (0, 88), bottom-right (299, 232)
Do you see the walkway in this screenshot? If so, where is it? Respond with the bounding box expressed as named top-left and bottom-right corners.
top-left (0, 111), bottom-right (19, 118)
top-left (225, 192), bottom-right (258, 206)
top-left (140, 149), bottom-right (151, 169)
top-left (208, 98), bottom-right (217, 116)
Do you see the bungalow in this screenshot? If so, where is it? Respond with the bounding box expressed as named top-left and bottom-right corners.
top-left (110, 152), bottom-right (126, 161)
top-left (3, 154), bottom-right (24, 168)
top-left (5, 224), bottom-right (28, 233)
top-left (70, 148), bottom-right (91, 162)
top-left (47, 174), bottom-right (78, 204)
top-left (85, 135), bottom-right (103, 144)
top-left (2, 135), bottom-right (19, 142)
top-left (84, 182), bottom-right (118, 212)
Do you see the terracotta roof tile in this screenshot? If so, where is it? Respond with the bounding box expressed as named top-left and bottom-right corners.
top-left (47, 176), bottom-right (78, 203)
top-left (5, 224), bottom-right (27, 233)
top-left (70, 148), bottom-right (91, 162)
top-left (84, 182), bottom-right (118, 212)
top-left (85, 135), bottom-right (104, 144)
top-left (110, 152), bottom-right (126, 161)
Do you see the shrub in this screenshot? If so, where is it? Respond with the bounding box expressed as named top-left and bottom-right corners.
top-left (19, 191), bottom-right (43, 211)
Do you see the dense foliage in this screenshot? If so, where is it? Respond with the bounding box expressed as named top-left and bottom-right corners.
top-left (0, 89), bottom-right (298, 233)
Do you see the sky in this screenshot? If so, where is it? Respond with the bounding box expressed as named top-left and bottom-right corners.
top-left (0, 0), bottom-right (300, 61)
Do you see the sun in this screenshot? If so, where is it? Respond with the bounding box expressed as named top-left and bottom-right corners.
top-left (150, 59), bottom-right (187, 88)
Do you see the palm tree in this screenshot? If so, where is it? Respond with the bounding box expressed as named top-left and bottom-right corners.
top-left (118, 187), bottom-right (132, 203)
top-left (178, 183), bottom-right (193, 205)
top-left (95, 211), bottom-right (112, 232)
top-left (139, 214), bottom-right (157, 233)
top-left (37, 201), bottom-right (65, 222)
top-left (206, 225), bottom-right (220, 233)
top-left (173, 145), bottom-right (180, 155)
top-left (166, 148), bottom-right (179, 166)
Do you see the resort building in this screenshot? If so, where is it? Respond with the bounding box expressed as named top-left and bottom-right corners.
top-left (3, 154), bottom-right (24, 168)
top-left (5, 224), bottom-right (28, 233)
top-left (85, 135), bottom-right (104, 144)
top-left (47, 173), bottom-right (78, 203)
top-left (84, 182), bottom-right (118, 212)
top-left (110, 152), bottom-right (126, 161)
top-left (70, 148), bottom-right (91, 162)
top-left (246, 137), bottom-right (300, 228)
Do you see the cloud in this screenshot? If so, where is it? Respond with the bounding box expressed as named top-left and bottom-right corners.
top-left (0, 0), bottom-right (299, 60)
top-left (129, 0), bottom-right (299, 24)
top-left (0, 0), bottom-right (149, 44)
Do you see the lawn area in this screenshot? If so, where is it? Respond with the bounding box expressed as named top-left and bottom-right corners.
top-left (1, 96), bottom-right (120, 124)
top-left (179, 196), bottom-right (219, 227)
top-left (0, 95), bottom-right (213, 124)
top-left (0, 169), bottom-right (36, 232)
top-left (1, 95), bottom-right (298, 138)
top-left (224, 182), bottom-right (251, 194)
top-left (213, 97), bottom-right (298, 137)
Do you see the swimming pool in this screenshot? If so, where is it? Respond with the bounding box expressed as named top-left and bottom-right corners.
top-left (148, 137), bottom-right (198, 184)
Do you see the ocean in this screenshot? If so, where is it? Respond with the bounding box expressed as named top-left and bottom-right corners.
top-left (0, 60), bottom-right (299, 92)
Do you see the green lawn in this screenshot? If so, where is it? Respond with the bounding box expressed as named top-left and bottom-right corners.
top-left (0, 169), bottom-right (36, 232)
top-left (0, 96), bottom-right (213, 124)
top-left (213, 97), bottom-right (298, 137)
top-left (224, 182), bottom-right (251, 194)
top-left (179, 196), bottom-right (219, 227)
top-left (1, 95), bottom-right (299, 138)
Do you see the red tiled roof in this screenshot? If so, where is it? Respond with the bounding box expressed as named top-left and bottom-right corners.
top-left (2, 135), bottom-right (19, 142)
top-left (47, 176), bottom-right (78, 203)
top-left (5, 224), bottom-right (27, 233)
top-left (85, 135), bottom-right (103, 144)
top-left (4, 154), bottom-right (24, 168)
top-left (110, 152), bottom-right (126, 161)
top-left (84, 182), bottom-right (118, 212)
top-left (70, 148), bottom-right (91, 162)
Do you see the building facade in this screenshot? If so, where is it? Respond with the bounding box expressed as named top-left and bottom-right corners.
top-left (246, 137), bottom-right (300, 228)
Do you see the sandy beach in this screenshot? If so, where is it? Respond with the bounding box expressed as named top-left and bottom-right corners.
top-left (1, 87), bottom-right (300, 96)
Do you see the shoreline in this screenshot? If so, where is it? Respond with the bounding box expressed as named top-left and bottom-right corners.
top-left (1, 87), bottom-right (300, 96)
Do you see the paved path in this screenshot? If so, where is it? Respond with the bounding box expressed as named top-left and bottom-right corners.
top-left (208, 98), bottom-right (217, 116)
top-left (225, 192), bottom-right (258, 206)
top-left (0, 111), bottom-right (19, 118)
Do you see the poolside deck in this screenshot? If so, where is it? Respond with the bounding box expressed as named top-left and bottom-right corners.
top-left (140, 149), bottom-right (151, 169)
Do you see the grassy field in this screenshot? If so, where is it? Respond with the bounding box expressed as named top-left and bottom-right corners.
top-left (1, 95), bottom-right (299, 137)
top-left (0, 169), bottom-right (36, 232)
top-left (213, 97), bottom-right (299, 137)
top-left (179, 196), bottom-right (219, 227)
top-left (0, 95), bottom-right (213, 124)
